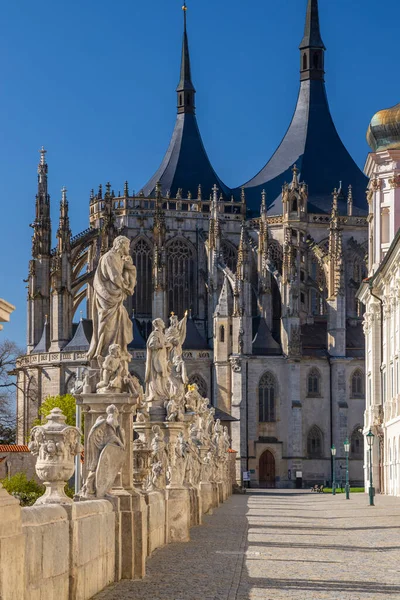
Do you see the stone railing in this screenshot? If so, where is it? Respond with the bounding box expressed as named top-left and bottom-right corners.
top-left (0, 397), bottom-right (236, 600)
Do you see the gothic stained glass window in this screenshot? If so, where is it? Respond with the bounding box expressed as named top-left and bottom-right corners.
top-left (307, 426), bottom-right (323, 458)
top-left (351, 369), bottom-right (364, 398)
top-left (167, 238), bottom-right (195, 317)
top-left (259, 372), bottom-right (277, 423)
top-left (132, 238), bottom-right (152, 317)
top-left (221, 241), bottom-right (237, 272)
top-left (188, 374), bottom-right (208, 398)
top-left (351, 427), bottom-right (364, 457)
top-left (307, 368), bottom-right (321, 397)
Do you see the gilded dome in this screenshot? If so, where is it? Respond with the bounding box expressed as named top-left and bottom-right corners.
top-left (367, 103), bottom-right (400, 152)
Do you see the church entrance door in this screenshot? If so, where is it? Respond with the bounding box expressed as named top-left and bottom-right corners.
top-left (259, 450), bottom-right (276, 488)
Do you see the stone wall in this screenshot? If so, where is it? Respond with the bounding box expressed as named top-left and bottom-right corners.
top-left (0, 452), bottom-right (235, 600)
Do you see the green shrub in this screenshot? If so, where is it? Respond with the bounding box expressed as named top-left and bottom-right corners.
top-left (1, 472), bottom-right (44, 506)
top-left (32, 394), bottom-right (77, 428)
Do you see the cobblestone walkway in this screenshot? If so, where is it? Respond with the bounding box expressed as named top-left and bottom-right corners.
top-left (94, 490), bottom-right (400, 600)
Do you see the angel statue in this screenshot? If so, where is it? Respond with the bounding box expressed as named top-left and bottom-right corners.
top-left (166, 311), bottom-right (188, 403)
top-left (80, 404), bottom-right (125, 498)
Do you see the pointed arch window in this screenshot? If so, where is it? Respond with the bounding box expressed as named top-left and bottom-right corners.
top-left (307, 426), bottom-right (323, 458)
top-left (259, 372), bottom-right (277, 423)
top-left (188, 374), bottom-right (208, 398)
top-left (268, 241), bottom-right (283, 275)
top-left (351, 427), bottom-right (364, 458)
top-left (307, 368), bottom-right (321, 397)
top-left (351, 369), bottom-right (364, 398)
top-left (221, 241), bottom-right (238, 272)
top-left (303, 53), bottom-right (307, 70)
top-left (219, 325), bottom-right (225, 343)
top-left (167, 238), bottom-right (195, 317)
top-left (132, 238), bottom-right (153, 317)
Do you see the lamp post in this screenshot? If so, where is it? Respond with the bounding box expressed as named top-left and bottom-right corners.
top-left (366, 429), bottom-right (375, 506)
top-left (331, 445), bottom-right (336, 495)
top-left (344, 438), bottom-right (350, 500)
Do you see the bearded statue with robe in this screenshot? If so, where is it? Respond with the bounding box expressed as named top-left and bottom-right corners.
top-left (88, 236), bottom-right (136, 363)
top-left (145, 318), bottom-right (171, 404)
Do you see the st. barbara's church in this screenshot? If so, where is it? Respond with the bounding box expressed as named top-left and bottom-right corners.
top-left (17, 0), bottom-right (368, 487)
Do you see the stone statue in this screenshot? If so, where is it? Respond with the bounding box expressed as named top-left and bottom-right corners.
top-left (97, 343), bottom-right (124, 393)
top-left (88, 236), bottom-right (136, 363)
top-left (145, 318), bottom-right (171, 404)
top-left (81, 404), bottom-right (126, 498)
top-left (166, 312), bottom-right (188, 402)
top-left (185, 383), bottom-right (203, 413)
top-left (28, 408), bottom-right (82, 505)
top-left (146, 460), bottom-right (163, 492)
top-left (223, 426), bottom-right (230, 452)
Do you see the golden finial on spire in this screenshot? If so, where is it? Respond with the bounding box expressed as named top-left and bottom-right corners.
top-left (182, 1), bottom-right (187, 11)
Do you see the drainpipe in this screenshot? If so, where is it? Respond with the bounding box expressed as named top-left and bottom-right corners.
top-left (246, 360), bottom-right (249, 474)
top-left (328, 356), bottom-right (333, 486)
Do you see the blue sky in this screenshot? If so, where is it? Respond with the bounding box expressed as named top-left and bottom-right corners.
top-left (1, 0), bottom-right (399, 348)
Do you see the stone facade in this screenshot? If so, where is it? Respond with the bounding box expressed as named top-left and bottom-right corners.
top-left (358, 139), bottom-right (400, 495)
top-left (16, 0), bottom-right (368, 489)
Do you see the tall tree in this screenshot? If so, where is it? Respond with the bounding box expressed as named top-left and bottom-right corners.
top-left (0, 340), bottom-right (24, 444)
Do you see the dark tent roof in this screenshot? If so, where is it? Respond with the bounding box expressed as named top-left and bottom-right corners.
top-left (252, 317), bottom-right (281, 356)
top-left (239, 80), bottom-right (368, 216)
top-left (301, 319), bottom-right (328, 357)
top-left (128, 317), bottom-right (147, 350)
top-left (346, 321), bottom-right (365, 358)
top-left (33, 319), bottom-right (50, 353)
top-left (64, 319), bottom-right (93, 352)
top-left (183, 318), bottom-right (209, 350)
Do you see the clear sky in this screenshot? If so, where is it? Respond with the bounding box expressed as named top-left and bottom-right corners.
top-left (1, 0), bottom-right (399, 348)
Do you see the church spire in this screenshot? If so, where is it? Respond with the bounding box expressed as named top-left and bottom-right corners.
top-left (31, 146), bottom-right (51, 258)
top-left (176, 2), bottom-right (196, 114)
top-left (299, 0), bottom-right (325, 82)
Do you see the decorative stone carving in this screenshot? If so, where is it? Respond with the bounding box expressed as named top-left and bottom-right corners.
top-left (230, 356), bottom-right (242, 373)
top-left (288, 325), bottom-right (302, 356)
top-left (389, 174), bottom-right (400, 188)
top-left (88, 235), bottom-right (136, 370)
top-left (132, 439), bottom-right (152, 490)
top-left (28, 408), bottom-right (82, 505)
top-left (80, 404), bottom-right (126, 498)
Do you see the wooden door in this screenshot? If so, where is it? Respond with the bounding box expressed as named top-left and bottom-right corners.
top-left (259, 450), bottom-right (276, 488)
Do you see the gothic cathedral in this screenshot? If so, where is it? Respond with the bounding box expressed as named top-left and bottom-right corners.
top-left (17, 0), bottom-right (368, 488)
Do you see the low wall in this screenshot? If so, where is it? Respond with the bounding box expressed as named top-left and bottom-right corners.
top-left (0, 454), bottom-right (236, 600)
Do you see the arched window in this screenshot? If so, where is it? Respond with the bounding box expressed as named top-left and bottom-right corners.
top-left (307, 426), bottom-right (323, 458)
top-left (307, 368), bottom-right (321, 397)
top-left (132, 238), bottom-right (152, 317)
top-left (166, 239), bottom-right (195, 317)
top-left (180, 93), bottom-right (182, 105)
top-left (291, 198), bottom-right (298, 212)
top-left (351, 369), bottom-right (364, 398)
top-left (219, 325), bottom-right (225, 343)
top-left (268, 240), bottom-right (283, 275)
top-left (259, 372), bottom-right (277, 423)
top-left (188, 374), bottom-right (208, 398)
top-left (313, 53), bottom-right (319, 69)
top-left (350, 427), bottom-right (364, 458)
top-left (303, 53), bottom-right (307, 70)
top-left (221, 241), bottom-right (237, 272)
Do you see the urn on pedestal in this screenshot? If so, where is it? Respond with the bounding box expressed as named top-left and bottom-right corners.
top-left (28, 407), bottom-right (82, 505)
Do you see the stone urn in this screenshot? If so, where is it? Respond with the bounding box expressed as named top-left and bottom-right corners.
top-left (132, 439), bottom-right (152, 490)
top-left (28, 407), bottom-right (82, 505)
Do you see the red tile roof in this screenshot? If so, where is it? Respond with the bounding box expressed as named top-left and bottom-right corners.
top-left (0, 445), bottom-right (30, 453)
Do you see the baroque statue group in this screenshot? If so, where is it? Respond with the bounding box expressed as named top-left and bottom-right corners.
top-left (28, 236), bottom-right (233, 505)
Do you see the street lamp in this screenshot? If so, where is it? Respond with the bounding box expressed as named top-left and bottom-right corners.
top-left (331, 445), bottom-right (337, 495)
top-left (344, 438), bottom-right (350, 500)
top-left (366, 429), bottom-right (375, 506)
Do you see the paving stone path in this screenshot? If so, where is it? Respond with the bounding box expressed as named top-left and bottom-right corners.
top-left (94, 490), bottom-right (400, 600)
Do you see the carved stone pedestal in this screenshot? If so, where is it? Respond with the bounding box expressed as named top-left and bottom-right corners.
top-left (165, 486), bottom-right (190, 543)
top-left (76, 392), bottom-right (147, 580)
